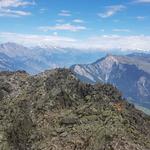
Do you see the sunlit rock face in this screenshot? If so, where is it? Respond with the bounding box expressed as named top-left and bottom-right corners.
top-left (71, 54), bottom-right (150, 109)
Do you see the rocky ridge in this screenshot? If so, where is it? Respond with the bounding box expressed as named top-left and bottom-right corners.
top-left (71, 54), bottom-right (150, 109)
top-left (0, 69), bottom-right (150, 150)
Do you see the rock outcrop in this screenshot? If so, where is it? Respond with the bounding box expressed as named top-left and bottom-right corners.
top-left (0, 69), bottom-right (150, 150)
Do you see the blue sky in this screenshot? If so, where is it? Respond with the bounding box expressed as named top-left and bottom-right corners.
top-left (0, 0), bottom-right (150, 51)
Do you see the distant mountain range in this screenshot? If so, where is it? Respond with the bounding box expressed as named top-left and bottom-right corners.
top-left (0, 42), bottom-right (66, 73)
top-left (0, 52), bottom-right (15, 71)
top-left (0, 42), bottom-right (107, 74)
top-left (71, 54), bottom-right (150, 109)
top-left (0, 42), bottom-right (150, 109)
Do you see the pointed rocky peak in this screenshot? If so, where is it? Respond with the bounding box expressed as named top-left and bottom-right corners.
top-left (92, 54), bottom-right (119, 65)
top-left (93, 54), bottom-right (119, 74)
top-left (103, 54), bottom-right (118, 63)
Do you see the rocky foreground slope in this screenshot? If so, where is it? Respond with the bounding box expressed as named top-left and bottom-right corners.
top-left (0, 69), bottom-right (150, 150)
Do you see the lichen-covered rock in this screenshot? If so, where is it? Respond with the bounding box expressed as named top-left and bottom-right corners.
top-left (0, 69), bottom-right (150, 150)
top-left (60, 116), bottom-right (79, 125)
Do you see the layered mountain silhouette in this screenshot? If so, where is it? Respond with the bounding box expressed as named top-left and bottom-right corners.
top-left (0, 42), bottom-right (62, 73)
top-left (0, 42), bottom-right (105, 74)
top-left (0, 69), bottom-right (150, 150)
top-left (71, 54), bottom-right (150, 109)
top-left (0, 42), bottom-right (150, 110)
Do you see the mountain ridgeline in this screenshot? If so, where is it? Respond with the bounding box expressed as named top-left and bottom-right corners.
top-left (71, 54), bottom-right (150, 109)
top-left (0, 42), bottom-right (150, 110)
top-left (0, 42), bottom-right (106, 74)
top-left (0, 69), bottom-right (150, 150)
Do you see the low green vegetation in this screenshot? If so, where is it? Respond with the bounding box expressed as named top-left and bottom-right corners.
top-left (0, 69), bottom-right (150, 150)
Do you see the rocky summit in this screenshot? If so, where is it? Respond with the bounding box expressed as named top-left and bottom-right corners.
top-left (0, 69), bottom-right (150, 150)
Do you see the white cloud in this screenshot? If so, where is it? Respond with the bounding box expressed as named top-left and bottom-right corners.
top-left (58, 10), bottom-right (71, 17)
top-left (80, 35), bottom-right (150, 51)
top-left (39, 24), bottom-right (87, 32)
top-left (0, 0), bottom-right (34, 17)
top-left (0, 8), bottom-right (31, 17)
top-left (0, 0), bottom-right (34, 8)
top-left (136, 16), bottom-right (146, 20)
top-left (1, 32), bottom-right (150, 52)
top-left (113, 29), bottom-right (130, 32)
top-left (73, 19), bottom-right (84, 23)
top-left (98, 5), bottom-right (126, 18)
top-left (61, 10), bottom-right (70, 13)
top-left (0, 32), bottom-right (77, 47)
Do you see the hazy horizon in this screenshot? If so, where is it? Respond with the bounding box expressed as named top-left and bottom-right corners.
top-left (0, 0), bottom-right (150, 53)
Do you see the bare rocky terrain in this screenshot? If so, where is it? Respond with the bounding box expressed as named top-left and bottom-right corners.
top-left (0, 69), bottom-right (150, 150)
